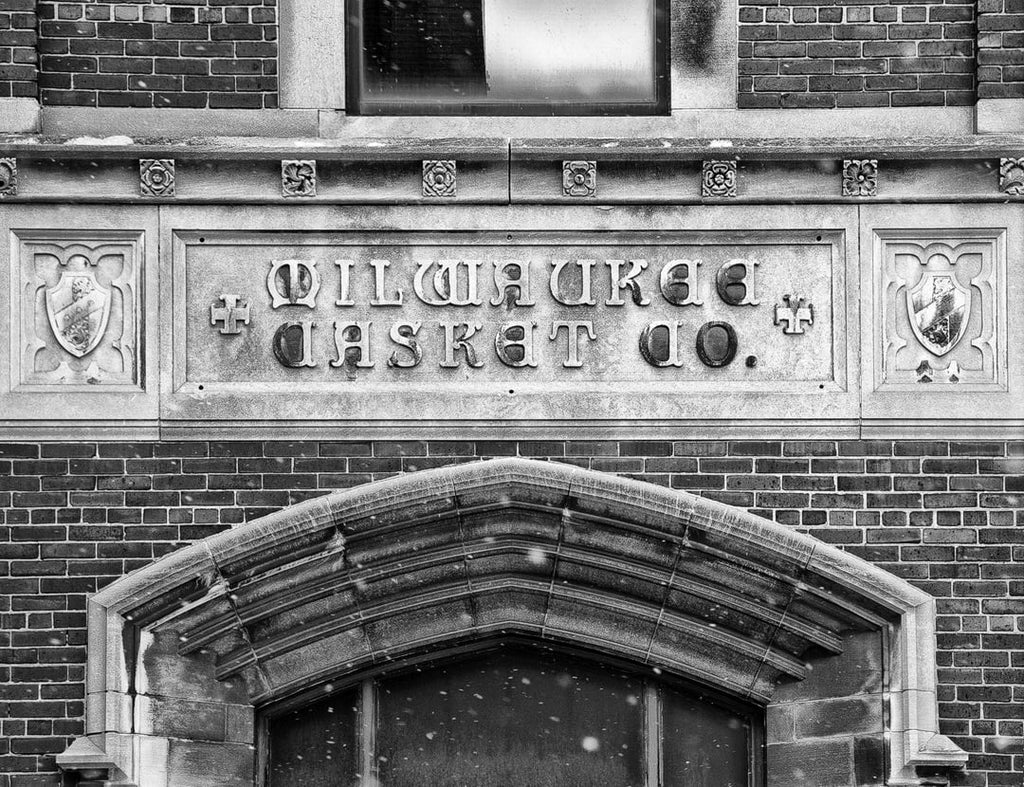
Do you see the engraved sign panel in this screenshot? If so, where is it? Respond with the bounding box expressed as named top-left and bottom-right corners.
top-left (162, 217), bottom-right (853, 437)
top-left (176, 231), bottom-right (839, 390)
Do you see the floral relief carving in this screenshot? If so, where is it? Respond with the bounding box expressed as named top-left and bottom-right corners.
top-left (282, 160), bottom-right (317, 198)
top-left (998, 157), bottom-right (1024, 196)
top-left (139, 159), bottom-right (175, 198)
top-left (842, 159), bottom-right (877, 197)
top-left (702, 160), bottom-right (737, 198)
top-left (562, 160), bottom-right (597, 198)
top-left (0, 157), bottom-right (17, 197)
top-left (422, 160), bottom-right (457, 198)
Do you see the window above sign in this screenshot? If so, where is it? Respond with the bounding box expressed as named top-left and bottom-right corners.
top-left (347, 0), bottom-right (670, 115)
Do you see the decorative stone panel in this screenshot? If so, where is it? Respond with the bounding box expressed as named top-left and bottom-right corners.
top-left (562, 160), bottom-right (596, 197)
top-left (422, 159), bottom-right (457, 198)
top-left (13, 230), bottom-right (143, 389)
top-left (281, 160), bottom-right (317, 198)
top-left (139, 159), bottom-right (175, 198)
top-left (0, 157), bottom-right (17, 197)
top-left (872, 228), bottom-right (1006, 391)
top-left (998, 157), bottom-right (1024, 195)
top-left (842, 159), bottom-right (878, 197)
top-left (702, 160), bottom-right (737, 197)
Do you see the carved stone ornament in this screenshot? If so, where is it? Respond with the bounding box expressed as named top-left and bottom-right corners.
top-left (16, 233), bottom-right (142, 388)
top-left (282, 159), bottom-right (317, 198)
top-left (422, 160), bottom-right (457, 198)
top-left (210, 294), bottom-right (251, 335)
top-left (998, 157), bottom-right (1024, 196)
top-left (907, 264), bottom-right (970, 357)
top-left (562, 160), bottom-right (596, 198)
top-left (874, 230), bottom-right (1005, 391)
top-left (842, 159), bottom-right (877, 197)
top-left (139, 158), bottom-right (175, 197)
top-left (0, 157), bottom-right (17, 197)
top-left (702, 160), bottom-right (737, 198)
top-left (774, 294), bottom-right (814, 334)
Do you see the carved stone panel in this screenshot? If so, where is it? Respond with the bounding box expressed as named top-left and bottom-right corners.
top-left (423, 160), bottom-right (457, 198)
top-left (842, 159), bottom-right (877, 197)
top-left (872, 230), bottom-right (1006, 391)
top-left (14, 231), bottom-right (143, 389)
top-left (702, 161), bottom-right (737, 198)
top-left (0, 157), bottom-right (17, 197)
top-left (282, 160), bottom-right (317, 198)
top-left (999, 158), bottom-right (1024, 196)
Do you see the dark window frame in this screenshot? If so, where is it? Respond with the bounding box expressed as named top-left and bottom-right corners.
top-left (344, 0), bottom-right (672, 116)
top-left (258, 642), bottom-right (765, 786)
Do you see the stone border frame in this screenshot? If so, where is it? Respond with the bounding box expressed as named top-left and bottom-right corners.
top-left (57, 458), bottom-right (966, 786)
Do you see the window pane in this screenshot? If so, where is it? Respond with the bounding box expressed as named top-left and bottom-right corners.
top-left (355, 0), bottom-right (660, 111)
top-left (377, 649), bottom-right (645, 786)
top-left (662, 687), bottom-right (751, 787)
top-left (268, 689), bottom-right (359, 786)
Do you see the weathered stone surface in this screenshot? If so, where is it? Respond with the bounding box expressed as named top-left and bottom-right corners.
top-left (60, 458), bottom-right (965, 785)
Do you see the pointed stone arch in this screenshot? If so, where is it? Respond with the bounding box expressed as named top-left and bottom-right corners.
top-left (59, 458), bottom-right (965, 786)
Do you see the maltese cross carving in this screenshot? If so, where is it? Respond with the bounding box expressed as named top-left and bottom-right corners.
top-left (774, 294), bottom-right (814, 334)
top-left (210, 294), bottom-right (251, 335)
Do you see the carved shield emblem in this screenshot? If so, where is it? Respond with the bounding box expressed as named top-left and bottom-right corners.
top-left (45, 268), bottom-right (110, 357)
top-left (906, 271), bottom-right (970, 357)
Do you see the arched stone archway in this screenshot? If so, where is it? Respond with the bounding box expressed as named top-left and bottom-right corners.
top-left (58, 458), bottom-right (965, 786)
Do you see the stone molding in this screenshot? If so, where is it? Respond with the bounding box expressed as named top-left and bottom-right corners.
top-left (1, 137), bottom-right (1023, 206)
top-left (58, 458), bottom-right (965, 786)
top-left (976, 99), bottom-right (1024, 134)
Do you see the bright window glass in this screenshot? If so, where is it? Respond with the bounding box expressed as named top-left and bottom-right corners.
top-left (351, 0), bottom-right (664, 113)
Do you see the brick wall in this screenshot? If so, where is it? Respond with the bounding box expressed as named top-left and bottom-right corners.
top-left (977, 0), bottom-right (1024, 99)
top-left (0, 0), bottom-right (35, 99)
top-left (36, 0), bottom-right (277, 109)
top-left (1, 439), bottom-right (1022, 786)
top-left (737, 0), bottom-right (976, 108)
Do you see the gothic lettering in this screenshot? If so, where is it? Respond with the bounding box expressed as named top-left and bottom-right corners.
top-left (331, 321), bottom-right (374, 368)
top-left (439, 322), bottom-right (483, 368)
top-left (639, 322), bottom-right (684, 368)
top-left (660, 260), bottom-right (703, 306)
top-left (370, 260), bottom-right (404, 306)
top-left (334, 260), bottom-right (355, 306)
top-left (415, 260), bottom-right (483, 306)
top-left (490, 261), bottom-right (535, 308)
top-left (549, 260), bottom-right (597, 306)
top-left (273, 321), bottom-right (317, 367)
top-left (550, 321), bottom-right (596, 368)
top-left (715, 259), bottom-right (760, 306)
top-left (605, 259), bottom-right (650, 306)
top-left (267, 260), bottom-right (320, 308)
top-left (495, 322), bottom-right (538, 368)
top-left (387, 321), bottom-right (423, 368)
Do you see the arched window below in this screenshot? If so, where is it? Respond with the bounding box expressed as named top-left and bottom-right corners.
top-left (264, 645), bottom-right (761, 787)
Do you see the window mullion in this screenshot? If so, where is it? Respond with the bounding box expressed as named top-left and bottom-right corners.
top-left (645, 681), bottom-right (661, 787)
top-left (359, 678), bottom-right (377, 787)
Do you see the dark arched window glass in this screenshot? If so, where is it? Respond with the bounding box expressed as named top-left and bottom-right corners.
top-left (264, 648), bottom-right (760, 786)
